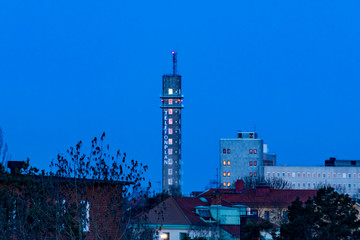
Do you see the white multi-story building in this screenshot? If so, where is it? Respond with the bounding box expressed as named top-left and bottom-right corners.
top-left (265, 163), bottom-right (360, 198)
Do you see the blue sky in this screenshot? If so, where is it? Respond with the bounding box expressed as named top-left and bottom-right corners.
top-left (0, 0), bottom-right (360, 194)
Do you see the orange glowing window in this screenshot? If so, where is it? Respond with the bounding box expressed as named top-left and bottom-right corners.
top-left (223, 172), bottom-right (226, 177)
top-left (227, 161), bottom-right (231, 166)
top-left (168, 128), bottom-right (173, 134)
top-left (223, 182), bottom-right (226, 187)
top-left (169, 99), bottom-right (173, 104)
top-left (227, 182), bottom-right (231, 187)
top-left (169, 109), bottom-right (173, 114)
top-left (227, 172), bottom-right (230, 177)
top-left (223, 161), bottom-right (226, 166)
top-left (168, 138), bottom-right (173, 145)
top-left (169, 118), bottom-right (173, 124)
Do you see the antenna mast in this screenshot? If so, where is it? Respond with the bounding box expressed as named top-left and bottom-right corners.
top-left (172, 51), bottom-right (177, 76)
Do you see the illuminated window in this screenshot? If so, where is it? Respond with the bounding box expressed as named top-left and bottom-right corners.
top-left (227, 172), bottom-right (230, 177)
top-left (254, 172), bottom-right (257, 177)
top-left (223, 182), bottom-right (226, 187)
top-left (249, 172), bottom-right (253, 177)
top-left (169, 118), bottom-right (173, 124)
top-left (168, 178), bottom-right (173, 185)
top-left (169, 138), bottom-right (173, 145)
top-left (249, 149), bottom-right (253, 154)
top-left (227, 161), bottom-right (231, 166)
top-left (223, 149), bottom-right (226, 153)
top-left (223, 161), bottom-right (226, 166)
top-left (254, 161), bottom-right (257, 166)
top-left (254, 149), bottom-right (257, 154)
top-left (249, 161), bottom-right (253, 166)
top-left (168, 128), bottom-right (173, 134)
top-left (168, 89), bottom-right (173, 95)
top-left (168, 159), bottom-right (173, 164)
top-left (223, 172), bottom-right (226, 177)
top-left (169, 109), bottom-right (173, 114)
top-left (227, 182), bottom-right (230, 187)
top-left (227, 149), bottom-right (231, 154)
top-left (168, 149), bottom-right (173, 155)
top-left (169, 99), bottom-right (173, 104)
top-left (168, 169), bottom-right (173, 175)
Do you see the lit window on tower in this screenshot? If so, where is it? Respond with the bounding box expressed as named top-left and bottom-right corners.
top-left (227, 172), bottom-right (230, 177)
top-left (227, 182), bottom-right (230, 187)
top-left (168, 178), bottom-right (173, 185)
top-left (169, 99), bottom-right (173, 104)
top-left (168, 149), bottom-right (173, 155)
top-left (169, 109), bottom-right (173, 114)
top-left (223, 172), bottom-right (226, 177)
top-left (168, 159), bottom-right (173, 165)
top-left (168, 89), bottom-right (173, 95)
top-left (223, 161), bottom-right (226, 166)
top-left (227, 161), bottom-right (231, 165)
top-left (223, 182), bottom-right (226, 187)
top-left (168, 128), bottom-right (173, 134)
top-left (168, 169), bottom-right (173, 175)
top-left (169, 138), bottom-right (173, 145)
top-left (169, 118), bottom-right (173, 124)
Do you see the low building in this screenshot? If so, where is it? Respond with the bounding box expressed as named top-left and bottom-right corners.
top-left (265, 164), bottom-right (360, 198)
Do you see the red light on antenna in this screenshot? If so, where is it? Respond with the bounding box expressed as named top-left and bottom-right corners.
top-left (172, 51), bottom-right (175, 54)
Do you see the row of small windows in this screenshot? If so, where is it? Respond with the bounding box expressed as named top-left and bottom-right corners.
top-left (267, 172), bottom-right (360, 179)
top-left (249, 149), bottom-right (257, 154)
top-left (223, 149), bottom-right (231, 154)
top-left (223, 161), bottom-right (231, 166)
top-left (222, 149), bottom-right (257, 154)
top-left (167, 88), bottom-right (181, 95)
top-left (167, 128), bottom-right (181, 135)
top-left (249, 172), bottom-right (258, 177)
top-left (223, 172), bottom-right (231, 177)
top-left (291, 183), bottom-right (359, 190)
top-left (168, 178), bottom-right (180, 185)
top-left (167, 99), bottom-right (182, 105)
top-left (167, 118), bottom-right (181, 125)
top-left (249, 161), bottom-right (257, 166)
top-left (223, 182), bottom-right (231, 187)
top-left (167, 149), bottom-right (181, 155)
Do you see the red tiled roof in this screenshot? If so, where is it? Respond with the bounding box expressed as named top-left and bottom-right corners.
top-left (203, 188), bottom-right (317, 208)
top-left (144, 197), bottom-right (212, 227)
top-left (173, 197), bottom-right (211, 226)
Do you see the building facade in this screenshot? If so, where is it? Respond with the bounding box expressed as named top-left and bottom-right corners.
top-left (161, 52), bottom-right (184, 193)
top-left (264, 164), bottom-right (360, 198)
top-left (220, 132), bottom-right (264, 188)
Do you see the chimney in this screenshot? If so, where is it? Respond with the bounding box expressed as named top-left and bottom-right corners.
top-left (235, 180), bottom-right (245, 192)
top-left (7, 161), bottom-right (25, 175)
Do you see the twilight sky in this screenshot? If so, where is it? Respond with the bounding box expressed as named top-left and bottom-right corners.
top-left (0, 0), bottom-right (360, 194)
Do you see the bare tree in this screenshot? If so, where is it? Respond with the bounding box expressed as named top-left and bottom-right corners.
top-left (0, 127), bottom-right (11, 166)
top-left (239, 176), bottom-right (291, 190)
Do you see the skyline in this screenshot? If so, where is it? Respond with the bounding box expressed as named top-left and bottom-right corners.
top-left (1, 0), bottom-right (360, 194)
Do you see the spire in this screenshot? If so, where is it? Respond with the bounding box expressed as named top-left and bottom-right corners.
top-left (172, 51), bottom-right (177, 76)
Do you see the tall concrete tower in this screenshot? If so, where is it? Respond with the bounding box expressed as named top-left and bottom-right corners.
top-left (160, 51), bottom-right (183, 195)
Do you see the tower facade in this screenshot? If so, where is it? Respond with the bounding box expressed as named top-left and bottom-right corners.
top-left (160, 52), bottom-right (183, 194)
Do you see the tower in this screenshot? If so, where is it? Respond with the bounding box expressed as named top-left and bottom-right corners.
top-left (160, 51), bottom-right (184, 194)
